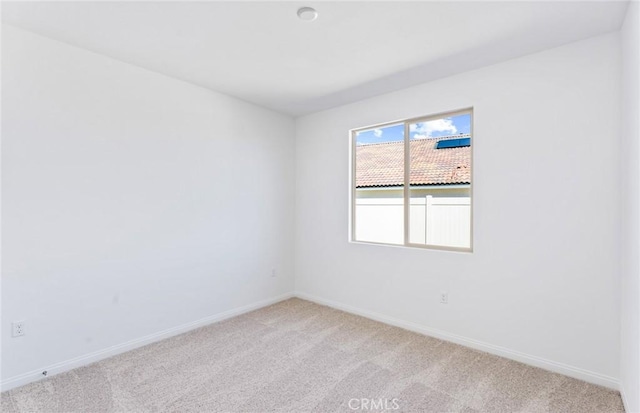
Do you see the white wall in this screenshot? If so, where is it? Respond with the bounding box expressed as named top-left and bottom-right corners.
top-left (620, 1), bottom-right (640, 411)
top-left (295, 33), bottom-right (621, 387)
top-left (1, 25), bottom-right (295, 385)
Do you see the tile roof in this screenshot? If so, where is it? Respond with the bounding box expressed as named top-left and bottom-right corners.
top-left (356, 135), bottom-right (471, 188)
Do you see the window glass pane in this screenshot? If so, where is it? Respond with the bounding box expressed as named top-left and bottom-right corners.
top-left (354, 124), bottom-right (404, 244)
top-left (408, 113), bottom-right (472, 248)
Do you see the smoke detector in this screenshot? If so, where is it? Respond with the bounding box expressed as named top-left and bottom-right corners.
top-left (297, 7), bottom-right (318, 22)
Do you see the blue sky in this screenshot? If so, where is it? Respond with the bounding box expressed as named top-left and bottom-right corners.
top-left (355, 113), bottom-right (471, 145)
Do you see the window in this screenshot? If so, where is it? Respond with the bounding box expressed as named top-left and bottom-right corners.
top-left (351, 109), bottom-right (472, 251)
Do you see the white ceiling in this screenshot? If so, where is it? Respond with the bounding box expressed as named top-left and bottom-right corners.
top-left (2, 1), bottom-right (630, 116)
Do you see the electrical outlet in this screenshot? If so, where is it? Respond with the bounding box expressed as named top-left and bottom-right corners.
top-left (271, 269), bottom-right (277, 278)
top-left (12, 321), bottom-right (25, 337)
top-left (440, 291), bottom-right (448, 304)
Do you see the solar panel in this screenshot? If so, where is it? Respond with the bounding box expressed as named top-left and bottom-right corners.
top-left (436, 137), bottom-right (471, 149)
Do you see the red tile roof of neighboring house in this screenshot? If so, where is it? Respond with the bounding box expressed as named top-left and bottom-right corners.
top-left (356, 135), bottom-right (471, 188)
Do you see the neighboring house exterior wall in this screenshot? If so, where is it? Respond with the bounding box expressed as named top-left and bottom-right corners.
top-left (356, 185), bottom-right (470, 199)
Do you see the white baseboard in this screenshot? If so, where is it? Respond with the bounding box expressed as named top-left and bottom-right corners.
top-left (621, 388), bottom-right (629, 413)
top-left (294, 291), bottom-right (620, 391)
top-left (1, 293), bottom-right (294, 392)
top-left (2, 291), bottom-right (621, 394)
top-left (620, 387), bottom-right (639, 413)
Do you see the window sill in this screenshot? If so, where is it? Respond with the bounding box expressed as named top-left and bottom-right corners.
top-left (349, 239), bottom-right (473, 254)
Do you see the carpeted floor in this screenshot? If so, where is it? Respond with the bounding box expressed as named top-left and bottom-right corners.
top-left (1, 298), bottom-right (625, 412)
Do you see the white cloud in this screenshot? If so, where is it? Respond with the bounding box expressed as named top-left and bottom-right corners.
top-left (410, 118), bottom-right (457, 139)
top-left (373, 128), bottom-right (383, 138)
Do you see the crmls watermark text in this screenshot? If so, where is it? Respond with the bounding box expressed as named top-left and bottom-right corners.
top-left (348, 398), bottom-right (400, 410)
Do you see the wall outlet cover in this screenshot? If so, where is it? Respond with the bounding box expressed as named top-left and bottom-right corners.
top-left (12, 321), bottom-right (25, 337)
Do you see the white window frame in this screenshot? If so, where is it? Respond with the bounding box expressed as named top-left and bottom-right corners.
top-left (350, 108), bottom-right (474, 253)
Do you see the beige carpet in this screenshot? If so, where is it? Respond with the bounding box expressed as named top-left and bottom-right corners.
top-left (1, 298), bottom-right (624, 413)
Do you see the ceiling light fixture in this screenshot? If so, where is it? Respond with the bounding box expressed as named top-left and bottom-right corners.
top-left (297, 7), bottom-right (318, 22)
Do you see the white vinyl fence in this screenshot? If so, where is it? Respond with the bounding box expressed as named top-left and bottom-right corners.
top-left (355, 196), bottom-right (471, 248)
